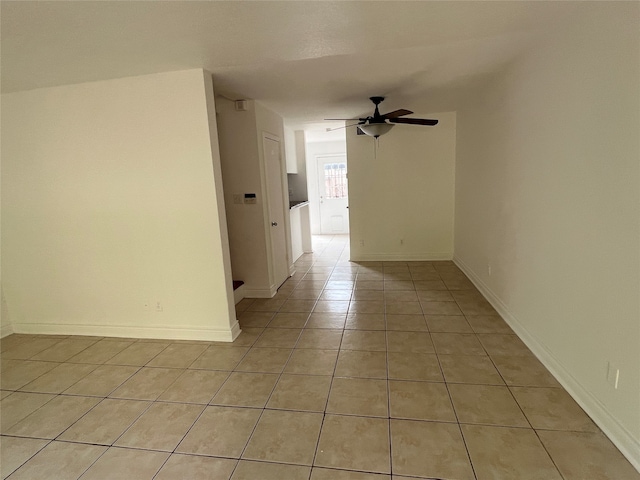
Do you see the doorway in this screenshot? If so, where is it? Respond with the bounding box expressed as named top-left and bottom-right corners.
top-left (316, 154), bottom-right (350, 234)
top-left (263, 134), bottom-right (290, 289)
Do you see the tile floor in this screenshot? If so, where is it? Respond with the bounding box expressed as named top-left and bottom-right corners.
top-left (1, 235), bottom-right (638, 479)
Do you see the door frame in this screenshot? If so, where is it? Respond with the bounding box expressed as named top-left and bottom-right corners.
top-left (315, 153), bottom-right (350, 235)
top-left (260, 132), bottom-right (293, 293)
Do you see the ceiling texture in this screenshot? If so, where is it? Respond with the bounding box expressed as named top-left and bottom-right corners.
top-left (1, 1), bottom-right (583, 127)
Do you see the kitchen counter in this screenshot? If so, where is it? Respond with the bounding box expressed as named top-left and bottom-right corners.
top-left (290, 200), bottom-right (309, 209)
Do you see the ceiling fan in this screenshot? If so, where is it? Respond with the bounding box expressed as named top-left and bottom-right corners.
top-left (326, 96), bottom-right (438, 138)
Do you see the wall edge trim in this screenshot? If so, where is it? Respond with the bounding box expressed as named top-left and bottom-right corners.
top-left (10, 322), bottom-right (238, 343)
top-left (453, 254), bottom-right (640, 473)
top-left (1, 324), bottom-right (14, 339)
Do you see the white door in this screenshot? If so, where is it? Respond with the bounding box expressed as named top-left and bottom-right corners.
top-left (263, 136), bottom-right (289, 288)
top-left (317, 155), bottom-right (350, 234)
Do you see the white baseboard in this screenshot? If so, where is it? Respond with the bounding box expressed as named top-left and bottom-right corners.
top-left (233, 284), bottom-right (246, 305)
top-left (11, 321), bottom-right (240, 343)
top-left (244, 286), bottom-right (278, 298)
top-left (1, 323), bottom-right (14, 338)
top-left (454, 255), bottom-right (640, 473)
top-left (351, 252), bottom-right (453, 262)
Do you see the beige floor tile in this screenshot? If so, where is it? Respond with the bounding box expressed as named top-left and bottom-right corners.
top-left (448, 384), bottom-right (529, 427)
top-left (478, 333), bottom-right (532, 356)
top-left (0, 390), bottom-right (12, 400)
top-left (235, 347), bottom-right (292, 373)
top-left (288, 288), bottom-right (323, 300)
top-left (386, 331), bottom-right (434, 353)
top-left (464, 425), bottom-right (564, 479)
top-left (466, 315), bottom-right (513, 334)
top-left (247, 297), bottom-right (287, 312)
top-left (109, 367), bottom-right (183, 400)
top-left (158, 369), bottom-right (229, 404)
top-left (104, 341), bottom-right (169, 366)
top-left (64, 364), bottom-right (140, 397)
top-left (211, 372), bottom-right (278, 407)
top-left (326, 377), bottom-right (388, 417)
top-left (314, 301), bottom-right (350, 314)
top-left (315, 414), bottom-right (390, 474)
top-left (79, 446), bottom-right (169, 479)
top-left (492, 355), bottom-right (561, 387)
top-left (385, 314), bottom-right (428, 332)
top-left (345, 313), bottom-right (386, 330)
top-left (391, 419), bottom-right (474, 479)
top-left (385, 302), bottom-right (423, 315)
top-left (0, 360), bottom-right (60, 390)
top-left (1, 338), bottom-right (63, 360)
top-left (537, 430), bottom-right (640, 480)
top-left (254, 328), bottom-right (302, 348)
top-left (0, 392), bottom-right (55, 431)
top-left (280, 299), bottom-right (317, 313)
top-left (58, 398), bottom-right (150, 445)
top-left (320, 290), bottom-right (353, 301)
top-left (269, 312), bottom-right (310, 328)
top-left (451, 291), bottom-right (498, 316)
top-left (232, 460), bottom-right (310, 480)
top-left (267, 374), bottom-right (332, 412)
top-left (511, 387), bottom-right (599, 431)
top-left (284, 348), bottom-right (339, 375)
top-left (421, 301), bottom-right (463, 316)
top-left (67, 340), bottom-right (134, 364)
top-left (383, 280), bottom-right (415, 291)
top-left (0, 436), bottom-right (49, 479)
top-left (19, 362), bottom-right (98, 394)
top-left (443, 277), bottom-right (476, 290)
top-left (114, 401), bottom-right (204, 451)
top-left (335, 350), bottom-right (387, 379)
top-left (155, 454), bottom-right (237, 480)
top-left (5, 395), bottom-right (101, 439)
top-left (243, 409), bottom-right (323, 465)
top-left (384, 291), bottom-right (419, 302)
top-left (228, 327), bottom-right (264, 347)
top-left (189, 345), bottom-right (249, 371)
top-left (426, 315), bottom-right (474, 333)
top-left (30, 338), bottom-right (99, 362)
top-left (431, 333), bottom-right (486, 355)
top-left (237, 311), bottom-right (275, 328)
top-left (341, 330), bottom-right (387, 352)
top-left (297, 329), bottom-right (343, 349)
top-left (176, 405), bottom-right (261, 457)
top-left (414, 279), bottom-right (448, 291)
top-left (349, 300), bottom-right (387, 314)
top-left (312, 468), bottom-right (390, 479)
top-left (355, 280), bottom-right (384, 291)
top-left (7, 440), bottom-right (106, 480)
top-left (417, 290), bottom-right (455, 302)
top-left (352, 290), bottom-right (385, 301)
top-left (439, 354), bottom-right (505, 385)
top-left (146, 343), bottom-right (208, 368)
top-left (305, 313), bottom-right (347, 329)
top-left (389, 380), bottom-right (456, 422)
top-left (387, 352), bottom-right (442, 382)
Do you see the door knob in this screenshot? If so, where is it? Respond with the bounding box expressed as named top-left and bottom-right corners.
top-left (271, 222), bottom-right (278, 226)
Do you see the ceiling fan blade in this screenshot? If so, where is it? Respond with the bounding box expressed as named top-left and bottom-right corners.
top-left (326, 122), bottom-right (363, 132)
top-left (389, 118), bottom-right (439, 126)
top-left (381, 108), bottom-right (413, 120)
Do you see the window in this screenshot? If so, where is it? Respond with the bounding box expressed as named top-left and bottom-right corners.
top-left (324, 163), bottom-right (348, 199)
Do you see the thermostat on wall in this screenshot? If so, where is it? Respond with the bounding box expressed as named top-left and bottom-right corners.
top-left (244, 193), bottom-right (257, 204)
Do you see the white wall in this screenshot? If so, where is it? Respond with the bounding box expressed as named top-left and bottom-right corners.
top-left (216, 98), bottom-right (292, 297)
top-left (454, 3), bottom-right (640, 468)
top-left (1, 69), bottom-right (239, 341)
top-left (347, 112), bottom-right (456, 260)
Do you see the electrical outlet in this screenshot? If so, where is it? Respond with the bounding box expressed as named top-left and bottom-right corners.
top-left (233, 194), bottom-right (243, 204)
top-left (488, 264), bottom-right (492, 276)
top-left (359, 240), bottom-right (365, 247)
top-left (606, 362), bottom-right (620, 389)
top-left (400, 239), bottom-right (404, 245)
top-left (156, 302), bottom-right (163, 312)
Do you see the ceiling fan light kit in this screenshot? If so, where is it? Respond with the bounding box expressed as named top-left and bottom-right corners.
top-left (325, 96), bottom-right (438, 139)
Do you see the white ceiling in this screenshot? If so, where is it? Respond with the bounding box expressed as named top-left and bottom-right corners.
top-left (1, 1), bottom-right (583, 126)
